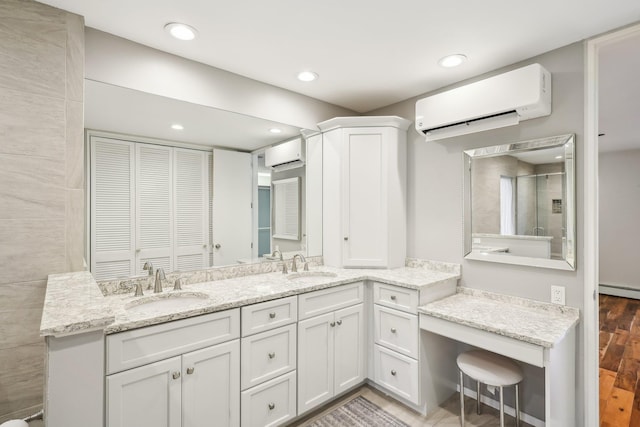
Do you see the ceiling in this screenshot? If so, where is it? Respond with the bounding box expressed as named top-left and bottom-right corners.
top-left (37, 0), bottom-right (640, 113)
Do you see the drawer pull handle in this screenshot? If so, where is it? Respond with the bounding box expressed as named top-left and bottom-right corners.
top-left (390, 295), bottom-right (397, 301)
top-left (172, 371), bottom-right (181, 380)
top-left (269, 312), bottom-right (276, 319)
top-left (186, 367), bottom-right (195, 375)
top-left (336, 320), bottom-right (342, 326)
top-left (390, 327), bottom-right (397, 333)
top-left (268, 403), bottom-right (275, 410)
top-left (330, 321), bottom-right (336, 327)
top-left (391, 369), bottom-right (397, 376)
top-left (268, 352), bottom-right (276, 359)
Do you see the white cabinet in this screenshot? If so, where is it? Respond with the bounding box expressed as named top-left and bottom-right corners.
top-left (106, 311), bottom-right (240, 427)
top-left (298, 284), bottom-right (365, 414)
top-left (319, 116), bottom-right (411, 268)
top-left (241, 371), bottom-right (297, 427)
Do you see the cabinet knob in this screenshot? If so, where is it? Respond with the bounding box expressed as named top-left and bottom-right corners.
top-left (390, 327), bottom-right (397, 333)
top-left (269, 312), bottom-right (276, 319)
top-left (390, 295), bottom-right (397, 301)
top-left (186, 367), bottom-right (195, 375)
top-left (336, 320), bottom-right (342, 326)
top-left (268, 403), bottom-right (275, 410)
top-left (343, 237), bottom-right (349, 241)
top-left (330, 321), bottom-right (336, 327)
top-left (391, 369), bottom-right (397, 376)
top-left (268, 352), bottom-right (276, 359)
top-left (215, 243), bottom-right (221, 249)
top-left (172, 371), bottom-right (181, 380)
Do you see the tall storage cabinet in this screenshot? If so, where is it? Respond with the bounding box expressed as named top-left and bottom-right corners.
top-left (319, 117), bottom-right (411, 268)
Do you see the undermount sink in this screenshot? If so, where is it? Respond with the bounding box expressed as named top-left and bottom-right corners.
top-left (125, 292), bottom-right (210, 314)
top-left (287, 271), bottom-right (338, 281)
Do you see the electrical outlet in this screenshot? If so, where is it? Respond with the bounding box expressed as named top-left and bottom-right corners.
top-left (551, 285), bottom-right (565, 305)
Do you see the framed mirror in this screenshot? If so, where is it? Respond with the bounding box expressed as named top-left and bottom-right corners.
top-left (463, 134), bottom-right (576, 270)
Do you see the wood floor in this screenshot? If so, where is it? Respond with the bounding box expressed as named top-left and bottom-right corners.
top-left (600, 294), bottom-right (640, 426)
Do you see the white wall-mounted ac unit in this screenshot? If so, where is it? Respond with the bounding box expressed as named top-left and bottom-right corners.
top-left (415, 63), bottom-right (551, 141)
top-left (265, 138), bottom-right (305, 172)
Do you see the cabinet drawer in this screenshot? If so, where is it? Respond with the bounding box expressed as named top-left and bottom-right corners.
top-left (241, 371), bottom-right (297, 427)
top-left (241, 296), bottom-right (297, 337)
top-left (374, 305), bottom-right (418, 358)
top-left (241, 324), bottom-right (296, 390)
top-left (373, 282), bottom-right (418, 313)
top-left (106, 309), bottom-right (240, 374)
top-left (298, 282), bottom-right (363, 320)
top-left (373, 344), bottom-right (419, 405)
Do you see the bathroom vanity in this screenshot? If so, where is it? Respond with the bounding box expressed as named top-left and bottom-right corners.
top-left (40, 259), bottom-right (461, 427)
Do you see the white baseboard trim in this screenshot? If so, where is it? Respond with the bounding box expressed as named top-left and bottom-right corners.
top-left (460, 385), bottom-right (545, 427)
top-left (599, 284), bottom-right (640, 300)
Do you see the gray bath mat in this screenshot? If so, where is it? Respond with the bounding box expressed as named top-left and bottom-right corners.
top-left (305, 396), bottom-right (411, 427)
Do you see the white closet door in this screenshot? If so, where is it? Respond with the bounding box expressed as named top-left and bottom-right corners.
top-left (173, 148), bottom-right (208, 271)
top-left (136, 144), bottom-right (173, 274)
top-left (212, 149), bottom-right (252, 266)
top-left (91, 138), bottom-right (135, 280)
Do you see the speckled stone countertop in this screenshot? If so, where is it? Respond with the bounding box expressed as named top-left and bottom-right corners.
top-left (41, 259), bottom-right (460, 337)
top-left (418, 287), bottom-right (580, 348)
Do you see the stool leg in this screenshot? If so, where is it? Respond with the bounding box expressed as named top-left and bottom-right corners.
top-left (515, 384), bottom-right (520, 427)
top-left (459, 370), bottom-right (465, 427)
top-left (476, 380), bottom-right (481, 415)
top-left (499, 386), bottom-right (505, 427)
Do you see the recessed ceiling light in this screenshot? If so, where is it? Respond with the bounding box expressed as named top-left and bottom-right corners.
top-left (165, 23), bottom-right (198, 41)
top-left (269, 128), bottom-right (282, 134)
top-left (171, 124), bottom-right (184, 130)
top-left (438, 54), bottom-right (468, 68)
top-left (297, 71), bottom-right (319, 82)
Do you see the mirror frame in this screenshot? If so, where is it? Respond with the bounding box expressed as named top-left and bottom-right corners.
top-left (463, 134), bottom-right (576, 271)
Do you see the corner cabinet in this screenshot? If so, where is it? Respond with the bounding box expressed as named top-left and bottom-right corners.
top-left (319, 116), bottom-right (411, 268)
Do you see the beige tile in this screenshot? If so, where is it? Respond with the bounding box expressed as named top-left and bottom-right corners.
top-left (65, 189), bottom-right (85, 272)
top-left (0, 88), bottom-right (65, 159)
top-left (0, 154), bottom-right (65, 220)
top-left (0, 219), bottom-right (66, 285)
top-left (66, 100), bottom-right (84, 189)
top-left (0, 0), bottom-right (65, 25)
top-left (0, 281), bottom-right (46, 349)
top-left (0, 404), bottom-right (43, 425)
top-left (0, 342), bottom-right (44, 420)
top-left (65, 12), bottom-right (84, 102)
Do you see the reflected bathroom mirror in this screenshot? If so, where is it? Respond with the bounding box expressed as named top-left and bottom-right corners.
top-left (463, 134), bottom-right (576, 270)
top-left (85, 80), bottom-right (320, 280)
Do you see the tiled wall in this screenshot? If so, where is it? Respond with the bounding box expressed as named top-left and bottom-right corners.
top-left (0, 0), bottom-right (84, 421)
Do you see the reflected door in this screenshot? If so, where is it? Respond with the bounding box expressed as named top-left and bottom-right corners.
top-left (212, 149), bottom-right (252, 266)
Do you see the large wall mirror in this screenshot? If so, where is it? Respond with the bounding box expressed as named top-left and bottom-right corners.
top-left (85, 79), bottom-right (321, 280)
top-left (463, 134), bottom-right (576, 270)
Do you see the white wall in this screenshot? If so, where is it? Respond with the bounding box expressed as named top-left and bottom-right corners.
top-left (85, 29), bottom-right (355, 131)
top-left (367, 42), bottom-right (585, 423)
top-left (599, 148), bottom-right (640, 289)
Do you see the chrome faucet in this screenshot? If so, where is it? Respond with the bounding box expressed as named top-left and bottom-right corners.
top-left (271, 250), bottom-right (283, 260)
top-left (143, 261), bottom-right (154, 275)
top-left (154, 268), bottom-right (166, 293)
top-left (292, 254), bottom-right (308, 272)
top-left (272, 250), bottom-right (288, 274)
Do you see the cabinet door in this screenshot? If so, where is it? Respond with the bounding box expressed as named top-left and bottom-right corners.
top-left (297, 312), bottom-right (335, 414)
top-left (341, 127), bottom-right (390, 267)
top-left (107, 357), bottom-right (181, 427)
top-left (334, 303), bottom-right (365, 395)
top-left (182, 340), bottom-right (240, 427)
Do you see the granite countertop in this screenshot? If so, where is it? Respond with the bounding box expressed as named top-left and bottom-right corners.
top-left (41, 261), bottom-right (460, 337)
top-left (418, 287), bottom-right (580, 348)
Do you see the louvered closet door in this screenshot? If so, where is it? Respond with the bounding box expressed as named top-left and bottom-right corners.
top-left (173, 148), bottom-right (208, 271)
top-left (91, 138), bottom-right (135, 280)
top-left (136, 144), bottom-right (173, 274)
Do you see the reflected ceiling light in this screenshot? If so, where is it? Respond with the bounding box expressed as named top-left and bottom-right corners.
top-left (555, 155), bottom-right (563, 159)
top-left (269, 128), bottom-right (282, 134)
top-left (438, 54), bottom-right (468, 68)
top-left (165, 22), bottom-right (198, 41)
top-left (171, 124), bottom-right (184, 130)
top-left (297, 71), bottom-right (319, 82)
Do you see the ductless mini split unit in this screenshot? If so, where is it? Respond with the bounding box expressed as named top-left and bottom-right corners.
top-left (415, 63), bottom-right (551, 141)
top-left (265, 137), bottom-right (305, 172)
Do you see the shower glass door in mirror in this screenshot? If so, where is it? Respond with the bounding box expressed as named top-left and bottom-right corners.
top-left (463, 134), bottom-right (575, 270)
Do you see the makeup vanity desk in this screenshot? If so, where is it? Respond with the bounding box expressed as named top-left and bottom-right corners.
top-left (418, 288), bottom-right (579, 427)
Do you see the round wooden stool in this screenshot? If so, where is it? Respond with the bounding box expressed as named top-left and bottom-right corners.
top-left (457, 349), bottom-right (523, 427)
